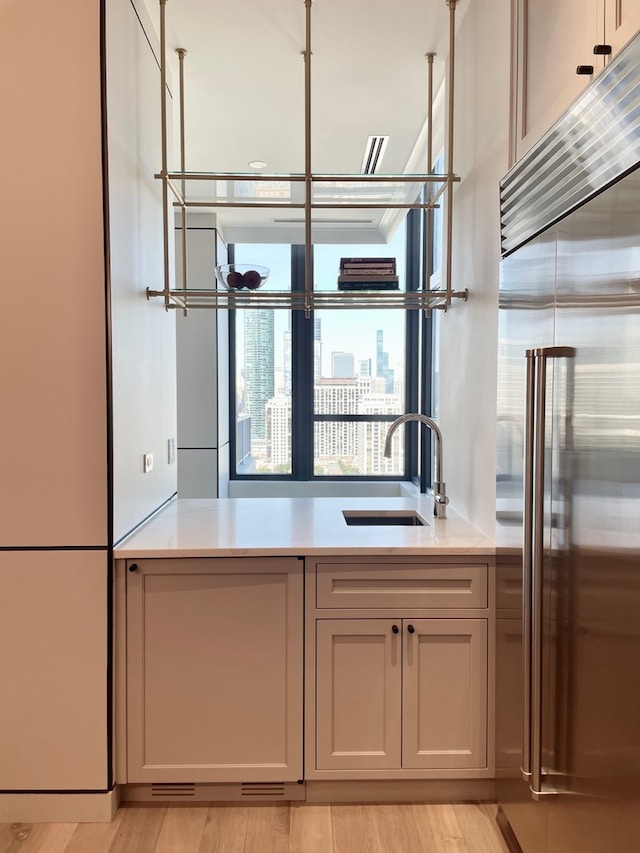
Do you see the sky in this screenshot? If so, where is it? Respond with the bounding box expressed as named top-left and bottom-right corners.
top-left (233, 222), bottom-right (407, 377)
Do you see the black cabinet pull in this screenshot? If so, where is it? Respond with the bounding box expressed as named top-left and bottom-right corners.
top-left (128, 563), bottom-right (138, 573)
top-left (407, 624), bottom-right (415, 634)
top-left (576, 65), bottom-right (594, 75)
top-left (392, 624), bottom-right (399, 634)
top-left (593, 44), bottom-right (612, 55)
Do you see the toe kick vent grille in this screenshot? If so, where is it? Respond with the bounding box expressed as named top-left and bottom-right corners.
top-left (241, 782), bottom-right (287, 798)
top-left (151, 782), bottom-right (196, 798)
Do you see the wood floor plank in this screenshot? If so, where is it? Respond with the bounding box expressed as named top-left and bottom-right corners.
top-left (0, 802), bottom-right (511, 853)
top-left (0, 823), bottom-right (36, 853)
top-left (62, 810), bottom-right (124, 853)
top-left (154, 807), bottom-right (208, 853)
top-left (369, 804), bottom-right (427, 853)
top-left (108, 805), bottom-right (167, 853)
top-left (408, 804), bottom-right (441, 849)
top-left (198, 806), bottom-right (249, 853)
top-left (453, 804), bottom-right (510, 853)
top-left (425, 804), bottom-right (470, 853)
top-left (289, 804), bottom-right (333, 853)
top-left (331, 804), bottom-right (381, 853)
top-left (244, 805), bottom-right (290, 853)
top-left (4, 823), bottom-right (77, 853)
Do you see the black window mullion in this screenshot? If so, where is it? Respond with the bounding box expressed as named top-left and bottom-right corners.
top-left (291, 244), bottom-right (314, 479)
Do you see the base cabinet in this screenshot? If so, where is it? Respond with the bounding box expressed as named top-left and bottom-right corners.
top-left (307, 556), bottom-right (494, 779)
top-left (315, 618), bottom-right (487, 773)
top-left (124, 557), bottom-right (303, 783)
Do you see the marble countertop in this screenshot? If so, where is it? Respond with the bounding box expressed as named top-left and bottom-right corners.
top-left (114, 495), bottom-right (495, 559)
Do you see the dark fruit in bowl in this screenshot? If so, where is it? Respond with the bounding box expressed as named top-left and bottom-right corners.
top-left (226, 271), bottom-right (244, 289)
top-left (243, 269), bottom-right (262, 289)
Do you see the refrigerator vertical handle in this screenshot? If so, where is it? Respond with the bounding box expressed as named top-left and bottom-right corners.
top-left (529, 346), bottom-right (576, 800)
top-left (521, 350), bottom-right (536, 782)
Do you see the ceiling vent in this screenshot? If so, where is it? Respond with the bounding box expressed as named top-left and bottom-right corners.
top-left (361, 135), bottom-right (389, 174)
top-left (272, 218), bottom-right (375, 224)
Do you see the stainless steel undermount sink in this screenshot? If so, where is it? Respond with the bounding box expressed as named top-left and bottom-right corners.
top-left (342, 510), bottom-right (428, 527)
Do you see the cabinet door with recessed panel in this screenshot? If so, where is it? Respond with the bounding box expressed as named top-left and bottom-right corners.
top-left (126, 557), bottom-right (303, 783)
top-left (402, 619), bottom-right (487, 770)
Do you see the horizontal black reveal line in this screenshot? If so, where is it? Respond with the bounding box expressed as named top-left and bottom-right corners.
top-left (0, 545), bottom-right (109, 552)
top-left (0, 784), bottom-right (116, 795)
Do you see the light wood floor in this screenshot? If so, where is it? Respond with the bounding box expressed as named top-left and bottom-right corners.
top-left (0, 802), bottom-right (510, 853)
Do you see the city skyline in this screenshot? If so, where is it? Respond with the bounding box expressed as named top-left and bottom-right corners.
top-left (238, 315), bottom-right (404, 475)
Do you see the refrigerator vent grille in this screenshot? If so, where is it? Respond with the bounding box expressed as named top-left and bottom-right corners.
top-left (150, 782), bottom-right (196, 797)
top-left (241, 782), bottom-right (287, 798)
top-left (500, 33), bottom-right (640, 256)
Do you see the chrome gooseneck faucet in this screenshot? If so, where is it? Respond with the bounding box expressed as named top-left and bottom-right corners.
top-left (383, 414), bottom-right (449, 518)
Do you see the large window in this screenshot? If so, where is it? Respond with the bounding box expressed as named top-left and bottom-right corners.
top-left (231, 214), bottom-right (425, 480)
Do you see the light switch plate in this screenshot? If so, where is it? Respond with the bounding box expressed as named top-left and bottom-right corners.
top-left (143, 452), bottom-right (154, 473)
top-left (168, 437), bottom-right (176, 465)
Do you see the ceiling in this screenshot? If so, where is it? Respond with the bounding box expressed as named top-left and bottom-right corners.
top-left (151, 0), bottom-right (468, 243)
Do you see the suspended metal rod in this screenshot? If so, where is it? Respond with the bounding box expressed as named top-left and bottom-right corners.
top-left (303, 0), bottom-right (313, 316)
top-left (423, 52), bottom-right (436, 319)
top-left (445, 0), bottom-right (458, 308)
top-left (159, 0), bottom-right (170, 309)
top-left (177, 48), bottom-right (188, 314)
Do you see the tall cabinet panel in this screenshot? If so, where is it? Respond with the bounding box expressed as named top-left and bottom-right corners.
top-left (512, 0), bottom-right (600, 161)
top-left (0, 0), bottom-right (107, 547)
top-left (605, 1), bottom-right (640, 54)
top-left (175, 215), bottom-right (229, 499)
top-left (0, 551), bottom-right (108, 790)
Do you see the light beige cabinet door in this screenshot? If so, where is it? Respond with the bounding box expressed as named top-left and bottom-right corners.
top-left (402, 619), bottom-right (487, 770)
top-left (605, 0), bottom-right (640, 55)
top-left (315, 619), bottom-right (402, 771)
top-left (126, 557), bottom-right (303, 783)
top-left (513, 0), bottom-right (601, 160)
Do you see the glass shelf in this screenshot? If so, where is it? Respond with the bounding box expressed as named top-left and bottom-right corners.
top-left (161, 171), bottom-right (453, 210)
top-left (146, 286), bottom-right (467, 313)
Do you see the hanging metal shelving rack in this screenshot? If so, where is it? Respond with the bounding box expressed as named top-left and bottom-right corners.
top-left (147, 0), bottom-right (467, 314)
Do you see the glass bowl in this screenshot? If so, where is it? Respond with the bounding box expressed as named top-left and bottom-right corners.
top-left (215, 264), bottom-right (269, 291)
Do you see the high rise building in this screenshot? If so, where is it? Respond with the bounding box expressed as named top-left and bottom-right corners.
top-left (358, 358), bottom-right (372, 377)
top-left (358, 392), bottom-right (403, 474)
top-left (243, 310), bottom-right (274, 440)
top-left (266, 395), bottom-right (291, 467)
top-left (376, 329), bottom-right (395, 393)
top-left (314, 316), bottom-right (322, 382)
top-left (331, 351), bottom-right (355, 378)
top-left (283, 324), bottom-right (292, 396)
top-left (314, 378), bottom-right (358, 468)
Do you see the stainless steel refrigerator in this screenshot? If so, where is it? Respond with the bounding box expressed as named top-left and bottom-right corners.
top-left (495, 35), bottom-right (640, 853)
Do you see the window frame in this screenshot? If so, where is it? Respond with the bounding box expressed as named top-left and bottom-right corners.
top-left (228, 208), bottom-right (431, 485)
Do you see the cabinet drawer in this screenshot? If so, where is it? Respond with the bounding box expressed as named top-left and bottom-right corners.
top-left (316, 562), bottom-right (488, 610)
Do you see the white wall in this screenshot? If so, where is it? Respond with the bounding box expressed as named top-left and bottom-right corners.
top-left (107, 0), bottom-right (178, 541)
top-left (435, 0), bottom-right (511, 535)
